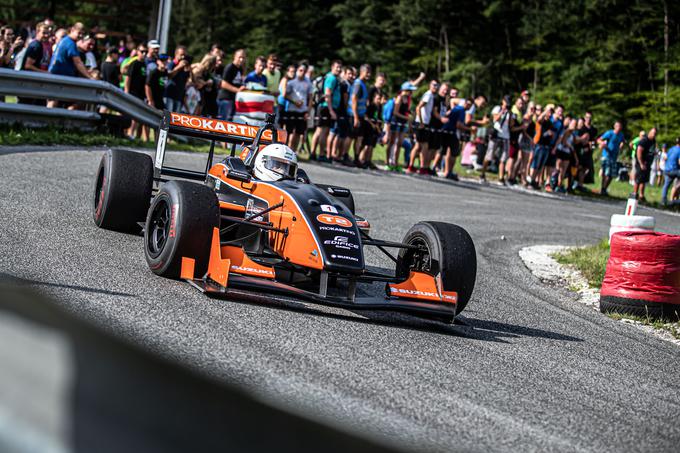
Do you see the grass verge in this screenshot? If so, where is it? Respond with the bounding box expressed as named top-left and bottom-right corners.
top-left (553, 240), bottom-right (680, 339)
top-left (552, 239), bottom-right (610, 289)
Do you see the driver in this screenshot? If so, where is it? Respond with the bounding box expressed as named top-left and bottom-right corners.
top-left (253, 143), bottom-right (298, 181)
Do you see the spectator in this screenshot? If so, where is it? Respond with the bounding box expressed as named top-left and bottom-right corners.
top-left (310, 59), bottom-right (342, 163)
top-left (0, 25), bottom-right (24, 68)
top-left (245, 55), bottom-right (267, 88)
top-left (597, 120), bottom-right (626, 196)
top-left (145, 53), bottom-right (168, 110)
top-left (100, 46), bottom-right (120, 87)
top-left (48, 22), bottom-right (91, 79)
top-left (633, 127), bottom-right (657, 201)
top-left (481, 95), bottom-right (513, 182)
top-left (385, 82), bottom-right (416, 170)
top-left (662, 138), bottom-right (680, 206)
top-left (368, 71), bottom-right (386, 102)
top-left (77, 35), bottom-right (97, 71)
top-left (192, 54), bottom-right (217, 116)
top-left (505, 97), bottom-right (526, 184)
top-left (263, 53), bottom-right (281, 96)
top-left (358, 91), bottom-right (385, 169)
top-left (124, 43), bottom-right (148, 139)
top-left (331, 66), bottom-right (353, 164)
top-left (18, 21), bottom-right (50, 73)
top-left (145, 39), bottom-right (160, 70)
top-left (217, 48), bottom-right (246, 120)
top-left (407, 79), bottom-right (439, 174)
top-left (428, 82), bottom-right (450, 175)
top-left (574, 111), bottom-right (597, 190)
top-left (629, 130), bottom-right (645, 184)
top-left (277, 64), bottom-right (295, 128)
top-left (164, 45), bottom-right (191, 112)
top-left (348, 63), bottom-right (371, 165)
top-left (554, 117), bottom-right (577, 192)
top-left (284, 63), bottom-right (313, 151)
top-left (52, 28), bottom-right (66, 51)
top-left (528, 105), bottom-right (555, 188)
top-left (517, 102), bottom-right (536, 185)
top-left (544, 104), bottom-right (564, 190)
top-left (436, 96), bottom-right (472, 180)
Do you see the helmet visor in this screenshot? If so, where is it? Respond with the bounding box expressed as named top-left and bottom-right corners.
top-left (264, 156), bottom-right (297, 180)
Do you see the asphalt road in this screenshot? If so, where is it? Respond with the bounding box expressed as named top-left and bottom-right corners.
top-left (1, 147), bottom-right (680, 452)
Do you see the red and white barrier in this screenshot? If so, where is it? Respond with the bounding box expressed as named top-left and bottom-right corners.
top-left (608, 197), bottom-right (655, 241)
top-left (600, 231), bottom-right (680, 319)
top-left (234, 91), bottom-right (275, 121)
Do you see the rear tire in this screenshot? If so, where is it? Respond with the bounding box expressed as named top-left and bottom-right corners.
top-left (144, 180), bottom-right (220, 278)
top-left (396, 221), bottom-right (477, 315)
top-left (93, 148), bottom-right (153, 232)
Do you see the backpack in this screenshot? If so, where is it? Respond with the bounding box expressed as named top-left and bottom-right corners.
top-left (13, 47), bottom-right (27, 71)
top-left (382, 98), bottom-right (395, 122)
top-left (312, 75), bottom-right (326, 107)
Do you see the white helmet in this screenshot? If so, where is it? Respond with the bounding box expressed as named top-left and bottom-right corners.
top-left (253, 143), bottom-right (298, 181)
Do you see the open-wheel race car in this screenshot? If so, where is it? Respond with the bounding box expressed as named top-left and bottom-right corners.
top-left (92, 111), bottom-right (477, 323)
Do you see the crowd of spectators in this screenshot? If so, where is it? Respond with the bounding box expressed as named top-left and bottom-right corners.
top-left (3, 19), bottom-right (680, 206)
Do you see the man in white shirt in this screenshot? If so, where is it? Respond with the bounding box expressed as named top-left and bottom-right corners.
top-left (285, 63), bottom-right (313, 151)
top-left (407, 79), bottom-right (439, 174)
top-left (481, 95), bottom-right (516, 182)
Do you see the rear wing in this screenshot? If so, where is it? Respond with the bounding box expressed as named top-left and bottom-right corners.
top-left (154, 110), bottom-right (287, 183)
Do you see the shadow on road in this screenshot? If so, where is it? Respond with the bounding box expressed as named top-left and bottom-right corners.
top-left (0, 273), bottom-right (136, 298)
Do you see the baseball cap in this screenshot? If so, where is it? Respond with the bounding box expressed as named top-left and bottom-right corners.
top-left (158, 53), bottom-right (170, 61)
top-left (521, 89), bottom-right (530, 96)
top-left (400, 82), bottom-right (417, 91)
top-left (545, 103), bottom-right (555, 111)
top-left (148, 39), bottom-right (161, 49)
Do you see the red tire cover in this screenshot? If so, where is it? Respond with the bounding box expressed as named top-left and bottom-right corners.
top-left (601, 231), bottom-right (680, 304)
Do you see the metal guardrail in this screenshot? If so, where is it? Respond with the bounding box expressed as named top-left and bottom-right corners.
top-left (0, 101), bottom-right (101, 129)
top-left (0, 68), bottom-right (162, 128)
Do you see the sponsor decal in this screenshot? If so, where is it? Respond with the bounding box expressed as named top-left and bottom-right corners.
top-left (324, 235), bottom-right (359, 250)
top-left (155, 128), bottom-right (167, 169)
top-left (316, 214), bottom-right (352, 228)
top-left (310, 250), bottom-right (318, 257)
top-left (320, 204), bottom-right (338, 214)
top-left (390, 287), bottom-right (439, 298)
top-left (330, 253), bottom-right (359, 262)
top-left (170, 112), bottom-right (285, 142)
top-left (230, 265), bottom-right (274, 277)
top-left (168, 203), bottom-right (178, 238)
top-left (215, 179), bottom-right (221, 190)
top-left (318, 225), bottom-right (356, 235)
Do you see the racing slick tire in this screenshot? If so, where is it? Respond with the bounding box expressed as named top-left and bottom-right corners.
top-left (315, 183), bottom-right (356, 214)
top-left (396, 221), bottom-right (476, 315)
top-left (93, 149), bottom-right (153, 232)
top-left (144, 180), bottom-right (220, 278)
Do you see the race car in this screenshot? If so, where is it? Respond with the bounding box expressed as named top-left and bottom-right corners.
top-left (92, 111), bottom-right (477, 323)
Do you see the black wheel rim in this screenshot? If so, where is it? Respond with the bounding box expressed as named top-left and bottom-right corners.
top-left (147, 199), bottom-right (170, 258)
top-left (94, 167), bottom-right (105, 219)
top-left (407, 236), bottom-right (432, 274)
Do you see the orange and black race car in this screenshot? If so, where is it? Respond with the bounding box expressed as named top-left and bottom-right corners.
top-left (92, 112), bottom-right (477, 323)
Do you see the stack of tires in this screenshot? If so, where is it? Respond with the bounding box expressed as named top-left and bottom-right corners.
top-left (233, 90), bottom-right (275, 126)
top-left (600, 231), bottom-right (680, 320)
top-left (608, 214), bottom-right (655, 242)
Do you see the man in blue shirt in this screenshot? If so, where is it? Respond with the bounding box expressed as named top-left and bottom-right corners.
top-left (48, 22), bottom-right (91, 79)
top-left (348, 63), bottom-right (371, 164)
top-left (47, 22), bottom-right (92, 109)
top-left (597, 121), bottom-right (626, 196)
top-left (244, 56), bottom-right (268, 88)
top-left (437, 97), bottom-right (473, 180)
top-left (662, 137), bottom-right (680, 206)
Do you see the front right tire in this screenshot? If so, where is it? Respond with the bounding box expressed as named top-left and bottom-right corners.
top-left (396, 221), bottom-right (477, 315)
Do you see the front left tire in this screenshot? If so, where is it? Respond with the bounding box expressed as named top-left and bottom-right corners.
top-left (144, 180), bottom-right (220, 278)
